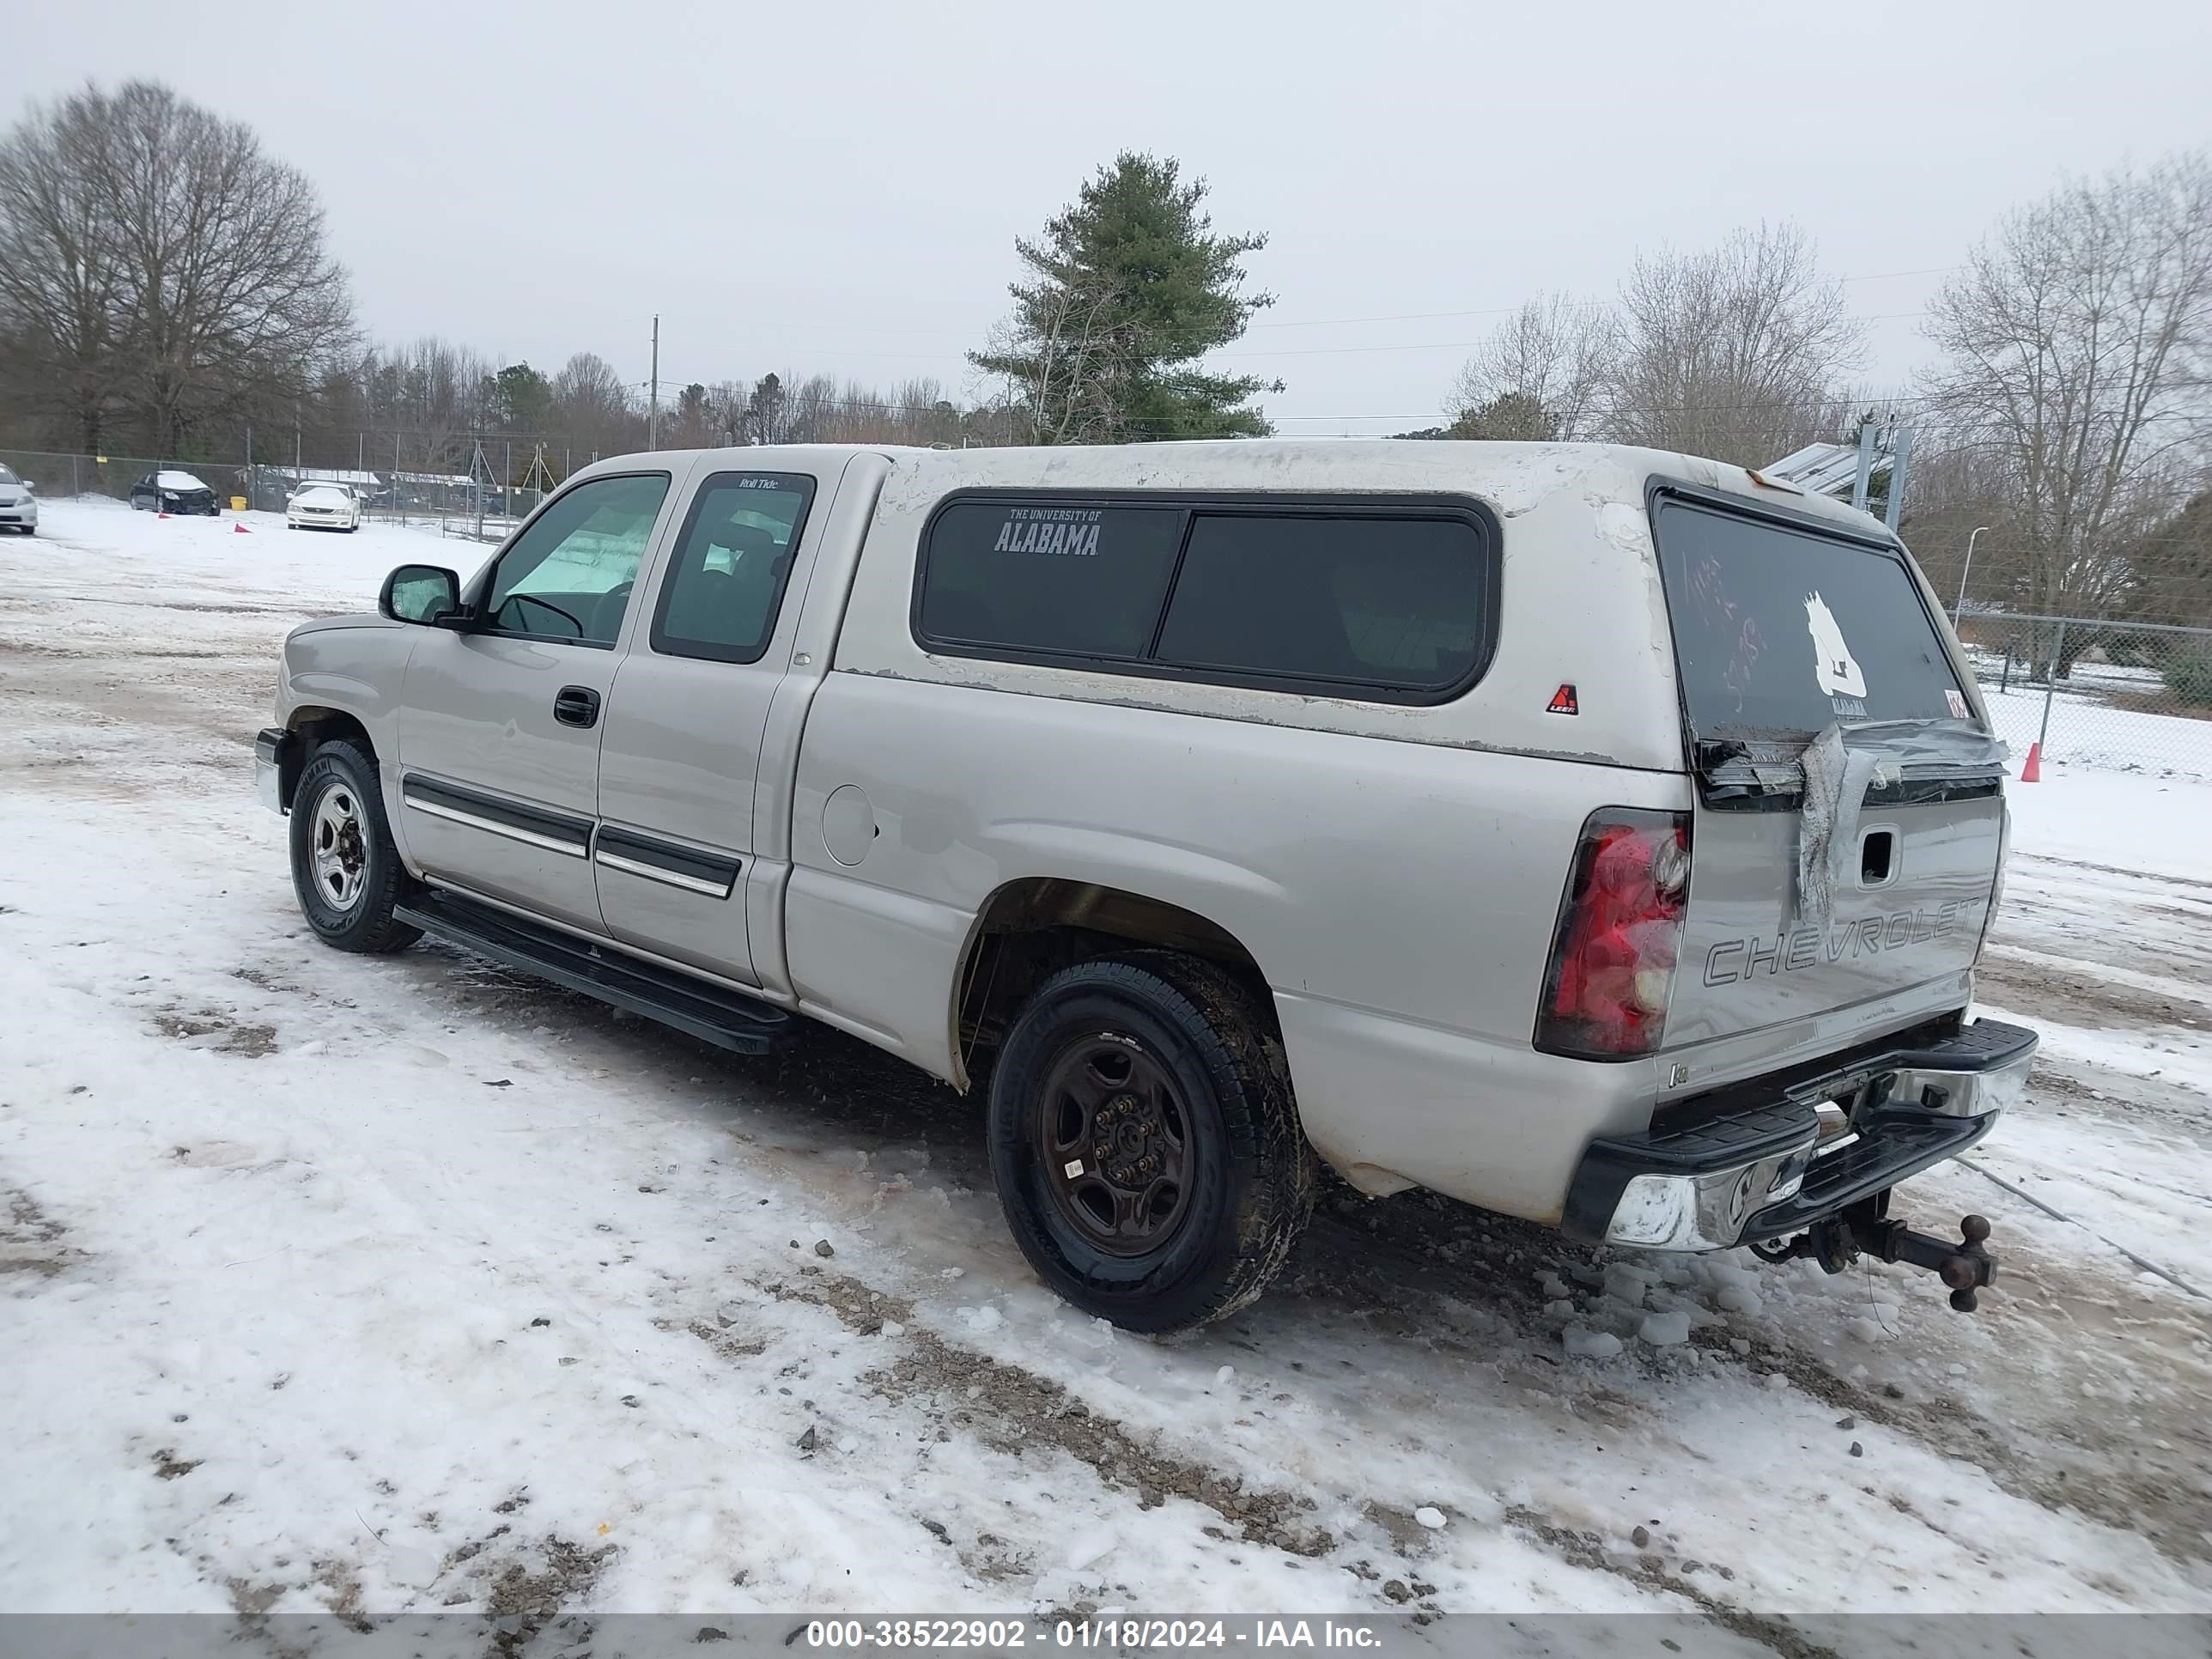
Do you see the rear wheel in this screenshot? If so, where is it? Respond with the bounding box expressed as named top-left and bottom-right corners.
top-left (988, 952), bottom-right (1316, 1333)
top-left (288, 739), bottom-right (421, 954)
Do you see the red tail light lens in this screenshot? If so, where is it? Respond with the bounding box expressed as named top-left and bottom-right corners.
top-left (1534, 809), bottom-right (1692, 1060)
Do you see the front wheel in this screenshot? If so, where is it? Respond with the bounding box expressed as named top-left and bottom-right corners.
top-left (288, 738), bottom-right (422, 953)
top-left (988, 952), bottom-right (1316, 1334)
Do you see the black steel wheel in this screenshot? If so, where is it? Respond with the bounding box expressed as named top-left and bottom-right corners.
top-left (988, 951), bottom-right (1316, 1333)
top-left (1036, 1035), bottom-right (1196, 1255)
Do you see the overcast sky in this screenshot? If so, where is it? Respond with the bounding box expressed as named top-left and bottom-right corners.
top-left (9, 2), bottom-right (2210, 435)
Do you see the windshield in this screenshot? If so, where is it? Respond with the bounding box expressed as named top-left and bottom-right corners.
top-left (1652, 496), bottom-right (1969, 742)
top-left (299, 488), bottom-right (347, 504)
top-left (0, 465), bottom-right (19, 485)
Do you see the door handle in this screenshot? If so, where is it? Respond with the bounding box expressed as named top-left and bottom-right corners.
top-left (553, 685), bottom-right (601, 729)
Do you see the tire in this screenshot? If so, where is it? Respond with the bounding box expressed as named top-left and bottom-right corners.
top-left (988, 951), bottom-right (1316, 1334)
top-left (288, 738), bottom-right (422, 953)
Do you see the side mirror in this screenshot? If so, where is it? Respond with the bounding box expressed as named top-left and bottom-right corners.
top-left (380, 564), bottom-right (464, 627)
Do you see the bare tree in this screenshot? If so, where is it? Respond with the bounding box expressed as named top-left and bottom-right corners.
top-left (975, 279), bottom-right (1133, 445)
top-left (1447, 293), bottom-right (1613, 441)
top-left (1606, 222), bottom-right (1863, 465)
top-left (0, 88), bottom-right (129, 450)
top-left (94, 82), bottom-right (354, 453)
top-left (360, 336), bottom-right (492, 474)
top-left (552, 351), bottom-right (638, 459)
top-left (1920, 151), bottom-right (2212, 636)
top-left (787, 374), bottom-right (841, 444)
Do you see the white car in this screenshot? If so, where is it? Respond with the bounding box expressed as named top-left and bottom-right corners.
top-left (287, 483), bottom-right (361, 533)
top-left (0, 463), bottom-right (36, 534)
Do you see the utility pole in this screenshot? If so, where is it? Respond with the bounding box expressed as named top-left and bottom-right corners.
top-left (647, 315), bottom-right (659, 451)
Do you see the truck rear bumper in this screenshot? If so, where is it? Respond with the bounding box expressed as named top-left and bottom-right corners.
top-left (1563, 1017), bottom-right (2037, 1250)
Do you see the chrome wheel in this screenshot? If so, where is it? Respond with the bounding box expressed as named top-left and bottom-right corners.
top-left (309, 781), bottom-right (370, 912)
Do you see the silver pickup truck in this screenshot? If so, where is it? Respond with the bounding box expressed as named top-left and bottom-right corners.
top-left (257, 440), bottom-right (2034, 1332)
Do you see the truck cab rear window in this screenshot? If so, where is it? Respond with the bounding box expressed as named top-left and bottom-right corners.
top-left (915, 495), bottom-right (1496, 702)
top-left (1652, 497), bottom-right (1969, 738)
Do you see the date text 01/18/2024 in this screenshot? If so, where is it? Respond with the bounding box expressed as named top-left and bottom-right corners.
top-left (803, 1618), bottom-right (1389, 1649)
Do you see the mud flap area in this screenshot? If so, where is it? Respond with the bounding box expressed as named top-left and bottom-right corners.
top-left (1752, 1192), bottom-right (1998, 1312)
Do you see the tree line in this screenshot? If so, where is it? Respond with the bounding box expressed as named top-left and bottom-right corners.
top-left (1419, 159), bottom-right (2212, 629)
top-left (0, 79), bottom-right (2206, 626)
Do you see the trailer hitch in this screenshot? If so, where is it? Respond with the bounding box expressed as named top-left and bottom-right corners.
top-left (1851, 1212), bottom-right (1997, 1311)
top-left (1753, 1206), bottom-right (1999, 1312)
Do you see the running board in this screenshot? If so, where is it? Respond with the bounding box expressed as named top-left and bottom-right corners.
top-left (394, 890), bottom-right (793, 1055)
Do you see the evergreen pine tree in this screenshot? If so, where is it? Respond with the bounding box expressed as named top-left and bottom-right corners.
top-left (971, 153), bottom-right (1279, 443)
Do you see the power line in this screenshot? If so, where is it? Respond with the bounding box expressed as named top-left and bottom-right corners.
top-left (576, 267), bottom-right (1964, 373)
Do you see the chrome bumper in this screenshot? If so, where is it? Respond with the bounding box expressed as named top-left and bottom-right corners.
top-left (1565, 1018), bottom-right (2037, 1252)
top-left (254, 726), bottom-right (292, 814)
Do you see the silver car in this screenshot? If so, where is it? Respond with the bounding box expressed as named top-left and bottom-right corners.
top-left (257, 441), bottom-right (2033, 1332)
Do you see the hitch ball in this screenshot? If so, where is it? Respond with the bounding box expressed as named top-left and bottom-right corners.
top-left (1847, 1211), bottom-right (2000, 1313)
top-left (1936, 1215), bottom-right (1996, 1311)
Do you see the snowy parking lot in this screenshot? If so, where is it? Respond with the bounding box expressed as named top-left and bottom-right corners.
top-left (3, 499), bottom-right (2209, 1637)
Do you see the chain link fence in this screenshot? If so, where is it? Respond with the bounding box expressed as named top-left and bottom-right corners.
top-left (0, 446), bottom-right (544, 544)
top-left (1957, 612), bottom-right (2212, 781)
top-left (11, 439), bottom-right (2210, 781)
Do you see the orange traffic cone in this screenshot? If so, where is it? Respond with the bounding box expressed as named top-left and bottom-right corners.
top-left (155, 511), bottom-right (169, 520)
top-left (234, 522), bottom-right (251, 533)
top-left (2020, 742), bottom-right (2042, 783)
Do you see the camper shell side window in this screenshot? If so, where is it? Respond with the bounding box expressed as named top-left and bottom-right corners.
top-left (911, 489), bottom-right (1502, 707)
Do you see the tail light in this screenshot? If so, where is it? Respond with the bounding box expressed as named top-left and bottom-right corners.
top-left (1534, 809), bottom-right (1692, 1060)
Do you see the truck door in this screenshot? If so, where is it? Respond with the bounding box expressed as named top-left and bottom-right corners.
top-left (592, 459), bottom-right (854, 987)
top-left (395, 469), bottom-right (679, 933)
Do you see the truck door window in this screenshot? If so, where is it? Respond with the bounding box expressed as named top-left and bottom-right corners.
top-left (650, 471), bottom-right (817, 663)
top-left (483, 472), bottom-right (670, 646)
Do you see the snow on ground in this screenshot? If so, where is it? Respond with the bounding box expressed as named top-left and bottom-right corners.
top-left (3, 498), bottom-right (2209, 1638)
